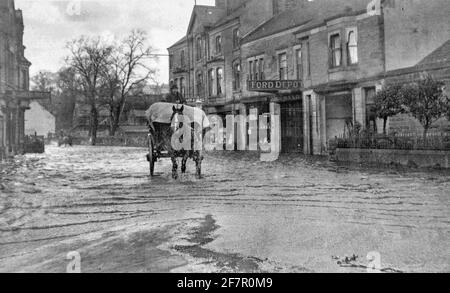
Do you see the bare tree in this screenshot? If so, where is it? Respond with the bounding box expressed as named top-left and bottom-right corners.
top-left (65, 36), bottom-right (113, 145)
top-left (104, 30), bottom-right (157, 136)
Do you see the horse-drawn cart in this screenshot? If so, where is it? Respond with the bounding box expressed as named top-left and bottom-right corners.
top-left (145, 103), bottom-right (210, 179)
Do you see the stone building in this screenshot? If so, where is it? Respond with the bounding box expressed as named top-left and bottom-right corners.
top-left (168, 0), bottom-right (281, 118)
top-left (0, 0), bottom-right (48, 160)
top-left (169, 0), bottom-right (450, 155)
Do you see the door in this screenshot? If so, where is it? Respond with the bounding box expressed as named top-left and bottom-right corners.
top-left (280, 100), bottom-right (304, 153)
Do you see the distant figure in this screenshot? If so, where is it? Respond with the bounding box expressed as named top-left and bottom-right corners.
top-left (165, 84), bottom-right (187, 105)
top-left (58, 130), bottom-right (73, 147)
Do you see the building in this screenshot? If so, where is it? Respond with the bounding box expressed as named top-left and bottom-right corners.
top-left (0, 0), bottom-right (49, 160)
top-left (169, 0), bottom-right (450, 155)
top-left (25, 101), bottom-right (55, 137)
top-left (168, 0), bottom-right (278, 118)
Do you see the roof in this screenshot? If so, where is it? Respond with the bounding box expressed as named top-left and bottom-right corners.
top-left (168, 36), bottom-right (187, 50)
top-left (417, 40), bottom-right (450, 66)
top-left (243, 0), bottom-right (371, 44)
top-left (187, 5), bottom-right (226, 35)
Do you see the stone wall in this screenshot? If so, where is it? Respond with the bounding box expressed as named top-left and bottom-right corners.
top-left (335, 148), bottom-right (450, 169)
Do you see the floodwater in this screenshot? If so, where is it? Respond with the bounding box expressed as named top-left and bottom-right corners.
top-left (0, 145), bottom-right (449, 273)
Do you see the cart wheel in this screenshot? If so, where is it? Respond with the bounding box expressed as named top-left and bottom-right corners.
top-left (148, 135), bottom-right (155, 176)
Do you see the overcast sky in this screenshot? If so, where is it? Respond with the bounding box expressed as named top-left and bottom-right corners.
top-left (15, 0), bottom-right (215, 84)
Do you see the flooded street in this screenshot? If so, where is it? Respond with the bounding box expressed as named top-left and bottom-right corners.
top-left (0, 145), bottom-right (449, 273)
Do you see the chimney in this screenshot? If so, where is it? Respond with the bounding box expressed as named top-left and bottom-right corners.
top-left (215, 0), bottom-right (227, 8)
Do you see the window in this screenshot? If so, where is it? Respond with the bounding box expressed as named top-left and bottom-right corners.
top-left (196, 71), bottom-right (203, 96)
top-left (180, 50), bottom-right (185, 67)
top-left (259, 58), bottom-right (265, 80)
top-left (248, 61), bottom-right (253, 81)
top-left (179, 77), bottom-right (185, 97)
top-left (347, 30), bottom-right (358, 65)
top-left (215, 35), bottom-right (222, 54)
top-left (306, 40), bottom-right (311, 77)
top-left (330, 34), bottom-right (342, 67)
top-left (233, 28), bottom-right (240, 48)
top-left (169, 54), bottom-right (173, 69)
top-left (278, 53), bottom-right (287, 80)
top-left (196, 37), bottom-right (203, 60)
top-left (174, 78), bottom-right (178, 90)
top-left (296, 47), bottom-right (303, 80)
top-left (208, 69), bottom-right (215, 96)
top-left (233, 62), bottom-right (241, 91)
top-left (21, 69), bottom-right (28, 90)
top-left (216, 68), bottom-right (224, 96)
top-left (254, 59), bottom-right (259, 80)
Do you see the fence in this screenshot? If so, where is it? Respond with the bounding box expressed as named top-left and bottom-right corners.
top-left (330, 132), bottom-right (450, 151)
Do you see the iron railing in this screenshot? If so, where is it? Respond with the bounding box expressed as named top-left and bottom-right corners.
top-left (330, 132), bottom-right (450, 151)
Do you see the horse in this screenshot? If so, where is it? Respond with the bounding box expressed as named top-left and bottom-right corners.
top-left (58, 135), bottom-right (73, 147)
top-left (169, 105), bottom-right (203, 179)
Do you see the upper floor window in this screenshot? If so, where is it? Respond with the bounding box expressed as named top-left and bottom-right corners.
top-left (330, 34), bottom-right (342, 68)
top-left (180, 50), bottom-right (185, 67)
top-left (278, 53), bottom-right (287, 80)
top-left (196, 37), bottom-right (203, 61)
top-left (208, 69), bottom-right (215, 96)
top-left (233, 28), bottom-right (240, 48)
top-left (233, 62), bottom-right (241, 91)
top-left (216, 68), bottom-right (224, 96)
top-left (169, 54), bottom-right (173, 69)
top-left (248, 58), bottom-right (265, 81)
top-left (347, 30), bottom-right (358, 65)
top-left (295, 47), bottom-right (303, 80)
top-left (306, 40), bottom-right (311, 78)
top-left (215, 35), bottom-right (222, 54)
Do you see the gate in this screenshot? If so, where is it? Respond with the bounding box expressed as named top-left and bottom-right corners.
top-left (280, 101), bottom-right (304, 153)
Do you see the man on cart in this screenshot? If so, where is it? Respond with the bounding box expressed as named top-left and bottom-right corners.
top-left (165, 84), bottom-right (187, 105)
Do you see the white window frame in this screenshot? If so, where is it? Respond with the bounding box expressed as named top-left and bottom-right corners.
top-left (346, 27), bottom-right (358, 65)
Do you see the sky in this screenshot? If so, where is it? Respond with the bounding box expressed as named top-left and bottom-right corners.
top-left (15, 0), bottom-right (216, 84)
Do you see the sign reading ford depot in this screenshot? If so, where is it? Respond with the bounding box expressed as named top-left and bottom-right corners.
top-left (247, 80), bottom-right (303, 92)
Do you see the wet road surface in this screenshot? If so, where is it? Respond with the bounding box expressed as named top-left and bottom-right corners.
top-left (0, 145), bottom-right (449, 273)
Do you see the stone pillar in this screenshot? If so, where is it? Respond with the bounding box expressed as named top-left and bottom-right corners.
top-left (248, 107), bottom-right (258, 151)
top-left (237, 103), bottom-right (247, 151)
top-left (303, 93), bottom-right (311, 155)
top-left (310, 92), bottom-right (325, 155)
top-left (353, 87), bottom-right (365, 129)
top-left (270, 102), bottom-right (281, 155)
